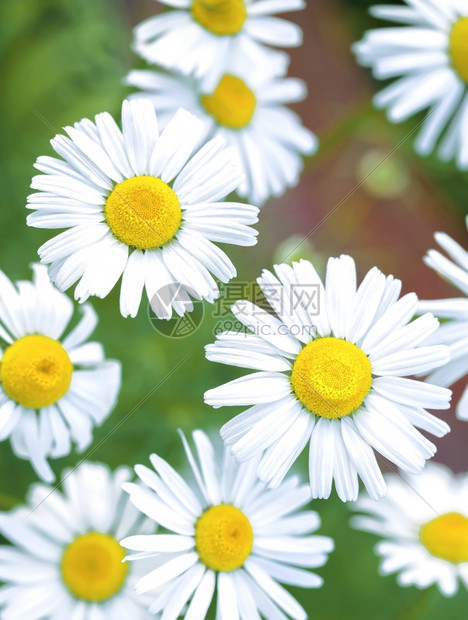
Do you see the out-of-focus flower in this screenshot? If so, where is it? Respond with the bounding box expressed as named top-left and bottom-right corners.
top-left (351, 462), bottom-right (468, 597)
top-left (205, 256), bottom-right (452, 502)
top-left (0, 462), bottom-right (155, 619)
top-left (122, 430), bottom-right (333, 619)
top-left (27, 99), bottom-right (258, 319)
top-left (133, 0), bottom-right (305, 89)
top-left (126, 68), bottom-right (317, 206)
top-left (419, 219), bottom-right (468, 420)
top-left (357, 148), bottom-right (410, 200)
top-left (353, 1), bottom-right (468, 169)
top-left (0, 265), bottom-right (120, 482)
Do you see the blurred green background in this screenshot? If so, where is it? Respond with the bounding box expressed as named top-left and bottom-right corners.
top-left (1, 0), bottom-right (468, 617)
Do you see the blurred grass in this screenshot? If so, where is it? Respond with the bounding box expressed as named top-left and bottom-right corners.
top-left (0, 0), bottom-right (467, 618)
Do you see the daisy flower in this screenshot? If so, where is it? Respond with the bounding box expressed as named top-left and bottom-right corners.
top-left (353, 1), bottom-right (468, 168)
top-left (351, 462), bottom-right (468, 597)
top-left (126, 68), bottom-right (317, 206)
top-left (133, 0), bottom-right (305, 89)
top-left (0, 462), bottom-right (155, 619)
top-left (419, 220), bottom-right (468, 420)
top-left (26, 99), bottom-right (259, 319)
top-left (0, 264), bottom-right (120, 482)
top-left (121, 430), bottom-right (334, 619)
top-left (204, 256), bottom-right (452, 502)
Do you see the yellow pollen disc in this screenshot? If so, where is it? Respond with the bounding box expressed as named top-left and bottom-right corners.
top-left (105, 176), bottom-right (182, 251)
top-left (61, 532), bottom-right (129, 602)
top-left (191, 0), bottom-right (247, 36)
top-left (201, 74), bottom-right (256, 129)
top-left (450, 18), bottom-right (468, 84)
top-left (195, 504), bottom-right (253, 572)
top-left (291, 337), bottom-right (372, 419)
top-left (0, 335), bottom-right (73, 409)
top-left (420, 512), bottom-right (468, 564)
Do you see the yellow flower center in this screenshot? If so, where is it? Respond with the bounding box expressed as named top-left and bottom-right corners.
top-left (201, 74), bottom-right (256, 129)
top-left (291, 337), bottom-right (372, 419)
top-left (420, 512), bottom-right (468, 564)
top-left (61, 532), bottom-right (129, 602)
top-left (450, 18), bottom-right (468, 84)
top-left (195, 504), bottom-right (253, 572)
top-left (105, 176), bottom-right (182, 251)
top-left (0, 335), bottom-right (73, 409)
top-left (191, 0), bottom-right (247, 36)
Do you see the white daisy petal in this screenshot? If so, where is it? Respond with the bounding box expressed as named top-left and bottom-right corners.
top-left (119, 250), bottom-right (147, 319)
top-left (122, 483), bottom-right (195, 536)
top-left (257, 412), bottom-right (313, 488)
top-left (308, 418), bottom-right (335, 500)
top-left (149, 108), bottom-right (204, 182)
top-left (0, 267), bottom-right (120, 481)
top-left (232, 570), bottom-right (261, 620)
top-left (245, 560), bottom-right (307, 620)
top-left (228, 398), bottom-right (302, 462)
top-left (419, 226), bottom-right (468, 417)
top-left (192, 429), bottom-right (222, 505)
top-left (456, 384), bottom-right (468, 421)
top-left (205, 372), bottom-right (292, 408)
top-left (326, 255), bottom-right (357, 339)
top-left (354, 0), bottom-right (468, 167)
top-left (231, 300), bottom-right (302, 355)
top-left (148, 453), bottom-right (203, 516)
top-left (160, 564), bottom-right (205, 620)
top-left (372, 376), bottom-right (451, 410)
top-left (122, 432), bottom-right (333, 616)
top-left (206, 256), bottom-right (447, 501)
top-left (352, 462), bottom-right (468, 598)
top-left (245, 17), bottom-right (302, 47)
top-left (354, 400), bottom-right (433, 474)
top-left (362, 293), bottom-right (419, 352)
top-left (341, 417), bottom-right (386, 500)
top-left (121, 98), bottom-right (159, 176)
top-left (135, 553), bottom-right (198, 595)
top-left (332, 420), bottom-right (359, 502)
top-left (0, 401), bottom-right (20, 441)
top-left (126, 63), bottom-right (315, 206)
top-left (368, 313), bottom-right (441, 362)
top-left (62, 304), bottom-right (98, 350)
top-left (185, 569), bottom-right (216, 620)
top-left (372, 344), bottom-right (450, 376)
top-left (0, 463), bottom-right (156, 618)
top-left (28, 100), bottom-right (258, 317)
top-left (217, 572), bottom-right (239, 620)
top-left (122, 534), bottom-right (194, 553)
top-left (395, 404), bottom-right (450, 438)
top-left (131, 0), bottom-right (305, 86)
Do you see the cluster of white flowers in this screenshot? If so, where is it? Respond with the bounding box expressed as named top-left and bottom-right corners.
top-left (127, 0), bottom-right (317, 207)
top-left (0, 0), bottom-right (467, 618)
top-left (353, 0), bottom-right (468, 168)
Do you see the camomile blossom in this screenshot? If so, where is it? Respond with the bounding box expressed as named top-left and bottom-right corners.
top-left (133, 0), bottom-right (305, 89)
top-left (121, 430), bottom-right (334, 619)
top-left (27, 99), bottom-right (259, 319)
top-left (351, 462), bottom-right (468, 597)
top-left (353, 0), bottom-right (468, 168)
top-left (419, 219), bottom-right (468, 420)
top-left (0, 462), bottom-right (155, 620)
top-left (204, 256), bottom-right (452, 502)
top-left (126, 68), bottom-right (317, 206)
top-left (0, 264), bottom-right (120, 482)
